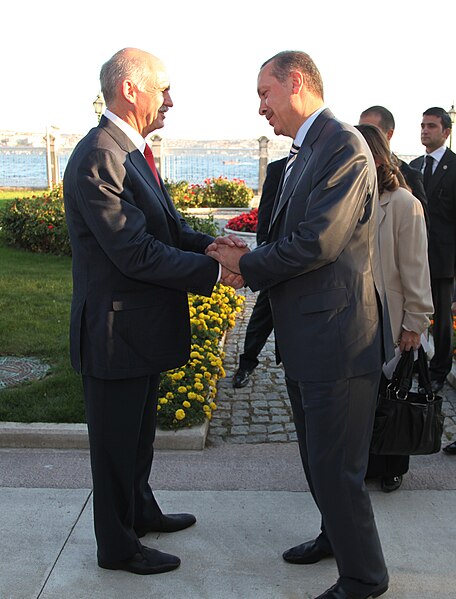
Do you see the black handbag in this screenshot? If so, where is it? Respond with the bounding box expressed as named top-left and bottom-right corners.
top-left (370, 347), bottom-right (444, 456)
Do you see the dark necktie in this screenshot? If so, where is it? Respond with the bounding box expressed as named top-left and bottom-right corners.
top-left (143, 144), bottom-right (161, 186)
top-left (282, 143), bottom-right (300, 188)
top-left (423, 155), bottom-right (434, 192)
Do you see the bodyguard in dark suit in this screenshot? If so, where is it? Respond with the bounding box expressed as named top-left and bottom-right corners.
top-left (208, 51), bottom-right (392, 599)
top-left (63, 48), bottom-right (243, 575)
top-left (233, 157), bottom-right (286, 388)
top-left (359, 105), bottom-right (429, 229)
top-left (410, 107), bottom-right (456, 392)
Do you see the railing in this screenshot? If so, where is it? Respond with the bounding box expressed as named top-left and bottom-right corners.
top-left (0, 136), bottom-right (419, 193)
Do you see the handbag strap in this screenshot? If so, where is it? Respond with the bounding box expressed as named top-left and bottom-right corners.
top-left (390, 349), bottom-right (415, 398)
top-left (416, 346), bottom-right (434, 399)
top-left (389, 347), bottom-right (435, 401)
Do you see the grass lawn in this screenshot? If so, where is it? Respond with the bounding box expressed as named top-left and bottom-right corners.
top-left (0, 236), bottom-right (85, 422)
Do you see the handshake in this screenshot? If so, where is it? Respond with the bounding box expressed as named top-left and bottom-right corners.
top-left (205, 234), bottom-right (251, 289)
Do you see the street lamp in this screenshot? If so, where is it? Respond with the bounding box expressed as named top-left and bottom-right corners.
top-left (93, 93), bottom-right (105, 123)
top-left (448, 104), bottom-right (456, 150)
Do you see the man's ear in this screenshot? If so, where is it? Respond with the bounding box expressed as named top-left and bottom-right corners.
top-left (122, 79), bottom-right (137, 104)
top-left (290, 70), bottom-right (304, 94)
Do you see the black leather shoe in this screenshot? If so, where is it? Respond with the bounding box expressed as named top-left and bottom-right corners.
top-left (381, 475), bottom-right (402, 493)
top-left (233, 368), bottom-right (254, 388)
top-left (283, 538), bottom-right (333, 564)
top-left (314, 579), bottom-right (388, 598)
top-left (135, 513), bottom-right (196, 537)
top-left (443, 440), bottom-right (456, 455)
top-left (98, 545), bottom-right (180, 575)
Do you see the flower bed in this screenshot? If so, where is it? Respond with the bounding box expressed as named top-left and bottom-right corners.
top-left (164, 177), bottom-right (254, 209)
top-left (225, 208), bottom-right (258, 233)
top-left (157, 283), bottom-right (245, 430)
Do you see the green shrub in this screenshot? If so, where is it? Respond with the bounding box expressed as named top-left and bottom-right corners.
top-left (0, 180), bottom-right (234, 256)
top-left (165, 176), bottom-right (253, 209)
top-left (0, 184), bottom-right (71, 256)
top-left (181, 212), bottom-right (219, 236)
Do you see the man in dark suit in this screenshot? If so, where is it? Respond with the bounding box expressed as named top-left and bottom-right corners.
top-left (410, 108), bottom-right (456, 397)
top-left (208, 51), bottom-right (392, 599)
top-left (232, 157), bottom-right (286, 388)
top-left (63, 47), bottom-right (243, 575)
top-left (359, 105), bottom-right (429, 228)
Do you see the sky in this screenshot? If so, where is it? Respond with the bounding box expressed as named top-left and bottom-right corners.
top-left (2, 0), bottom-right (455, 155)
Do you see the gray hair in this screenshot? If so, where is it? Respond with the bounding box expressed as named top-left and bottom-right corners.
top-left (100, 48), bottom-right (152, 105)
top-left (261, 51), bottom-right (324, 100)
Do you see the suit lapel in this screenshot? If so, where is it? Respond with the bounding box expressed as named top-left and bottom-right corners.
top-left (99, 117), bottom-right (178, 223)
top-left (268, 109), bottom-right (331, 232)
top-left (130, 149), bottom-right (179, 222)
top-left (427, 148), bottom-right (452, 199)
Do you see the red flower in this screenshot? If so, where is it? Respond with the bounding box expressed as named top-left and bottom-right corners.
top-left (226, 209), bottom-right (258, 233)
top-left (48, 224), bottom-right (54, 230)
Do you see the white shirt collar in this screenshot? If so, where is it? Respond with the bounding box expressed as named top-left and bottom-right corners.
top-left (104, 109), bottom-right (147, 151)
top-left (294, 106), bottom-right (326, 147)
top-left (426, 144), bottom-right (447, 164)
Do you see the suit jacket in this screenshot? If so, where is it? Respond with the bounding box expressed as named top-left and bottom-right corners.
top-left (256, 157), bottom-right (287, 245)
top-left (239, 109), bottom-right (393, 381)
top-left (378, 187), bottom-right (433, 342)
top-left (398, 159), bottom-right (429, 229)
top-left (410, 147), bottom-right (456, 278)
top-left (63, 116), bottom-right (219, 379)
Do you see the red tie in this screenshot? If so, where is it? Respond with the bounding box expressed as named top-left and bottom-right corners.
top-left (143, 144), bottom-right (161, 186)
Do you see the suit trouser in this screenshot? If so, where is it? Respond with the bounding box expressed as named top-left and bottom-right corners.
top-left (238, 289), bottom-right (274, 371)
top-left (429, 277), bottom-right (454, 383)
top-left (82, 374), bottom-right (163, 563)
top-left (286, 372), bottom-right (388, 596)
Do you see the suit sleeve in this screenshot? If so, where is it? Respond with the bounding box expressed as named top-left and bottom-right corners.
top-left (240, 130), bottom-right (373, 290)
top-left (68, 148), bottom-right (218, 296)
top-left (394, 194), bottom-right (434, 333)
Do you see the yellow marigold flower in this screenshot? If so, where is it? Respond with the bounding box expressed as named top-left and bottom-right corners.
top-left (194, 382), bottom-right (204, 391)
top-left (194, 373), bottom-right (203, 379)
top-left (177, 386), bottom-right (187, 393)
top-left (183, 401), bottom-right (191, 408)
top-left (213, 327), bottom-right (221, 334)
top-left (188, 392), bottom-right (197, 400)
top-left (203, 404), bottom-right (211, 412)
top-left (171, 373), bottom-right (181, 381)
top-left (210, 402), bottom-right (217, 410)
top-left (159, 397), bottom-right (168, 405)
top-left (197, 395), bottom-right (205, 403)
top-left (157, 405), bottom-right (161, 411)
top-left (166, 392), bottom-right (174, 399)
top-left (175, 409), bottom-right (186, 420)
top-left (204, 371), bottom-right (211, 379)
top-left (206, 412), bottom-right (212, 420)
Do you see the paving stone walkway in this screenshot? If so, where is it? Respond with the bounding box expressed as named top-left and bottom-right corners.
top-left (207, 287), bottom-right (456, 448)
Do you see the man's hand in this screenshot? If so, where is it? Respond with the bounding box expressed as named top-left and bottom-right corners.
top-left (206, 234), bottom-right (248, 255)
top-left (207, 243), bottom-right (250, 275)
top-left (221, 266), bottom-right (244, 289)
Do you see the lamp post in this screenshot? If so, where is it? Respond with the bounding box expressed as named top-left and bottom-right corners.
top-left (93, 93), bottom-right (105, 123)
top-left (448, 104), bottom-right (456, 150)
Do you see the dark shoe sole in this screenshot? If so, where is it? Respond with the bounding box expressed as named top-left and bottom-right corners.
top-left (98, 559), bottom-right (180, 575)
top-left (372, 584), bottom-right (389, 597)
top-left (283, 549), bottom-right (333, 564)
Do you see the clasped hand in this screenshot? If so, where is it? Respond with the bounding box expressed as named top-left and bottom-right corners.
top-left (205, 234), bottom-right (251, 289)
